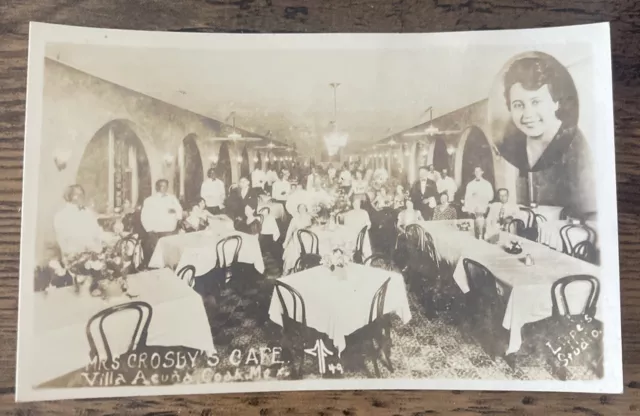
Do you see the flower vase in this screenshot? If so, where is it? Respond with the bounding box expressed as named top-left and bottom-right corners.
top-left (73, 274), bottom-right (94, 297)
top-left (97, 278), bottom-right (127, 299)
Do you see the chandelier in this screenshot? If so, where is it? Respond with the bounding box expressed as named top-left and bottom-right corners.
top-left (324, 83), bottom-right (348, 156)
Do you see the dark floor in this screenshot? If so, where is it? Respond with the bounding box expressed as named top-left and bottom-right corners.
top-left (202, 251), bottom-right (599, 382)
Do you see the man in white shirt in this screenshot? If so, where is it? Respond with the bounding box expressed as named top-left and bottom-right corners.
top-left (338, 165), bottom-right (352, 194)
top-left (140, 179), bottom-right (183, 266)
top-left (463, 167), bottom-right (494, 216)
top-left (54, 184), bottom-right (104, 260)
top-left (272, 169), bottom-right (292, 203)
top-left (200, 168), bottom-right (225, 215)
top-left (306, 166), bottom-right (319, 190)
top-left (251, 166), bottom-right (267, 195)
top-left (327, 164), bottom-right (337, 185)
top-left (436, 168), bottom-right (458, 202)
top-left (486, 188), bottom-right (521, 235)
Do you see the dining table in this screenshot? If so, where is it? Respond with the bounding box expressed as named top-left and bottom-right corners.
top-left (148, 229), bottom-right (265, 276)
top-left (268, 263), bottom-right (412, 355)
top-left (281, 223), bottom-right (373, 274)
top-left (417, 220), bottom-right (602, 354)
top-left (29, 268), bottom-right (215, 388)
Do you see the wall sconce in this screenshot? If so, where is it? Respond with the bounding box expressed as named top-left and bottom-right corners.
top-left (253, 156), bottom-right (259, 163)
top-left (265, 156), bottom-right (270, 162)
top-left (236, 155), bottom-right (243, 163)
top-left (209, 155), bottom-right (218, 164)
top-left (53, 148), bottom-right (71, 171)
top-left (163, 153), bottom-right (174, 166)
top-left (446, 146), bottom-right (457, 155)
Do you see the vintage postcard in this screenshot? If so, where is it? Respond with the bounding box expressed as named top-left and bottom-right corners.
top-left (17, 22), bottom-right (621, 401)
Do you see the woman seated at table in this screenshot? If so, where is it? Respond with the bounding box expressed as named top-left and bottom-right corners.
top-left (397, 199), bottom-right (424, 232)
top-left (393, 185), bottom-right (407, 211)
top-left (432, 192), bottom-right (458, 221)
top-left (372, 187), bottom-right (392, 211)
top-left (283, 203), bottom-right (313, 249)
top-left (351, 170), bottom-right (368, 204)
top-left (183, 198), bottom-right (216, 232)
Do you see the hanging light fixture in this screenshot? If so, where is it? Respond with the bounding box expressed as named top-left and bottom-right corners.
top-left (323, 83), bottom-right (348, 157)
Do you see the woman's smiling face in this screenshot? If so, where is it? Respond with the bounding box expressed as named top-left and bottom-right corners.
top-left (509, 83), bottom-right (560, 138)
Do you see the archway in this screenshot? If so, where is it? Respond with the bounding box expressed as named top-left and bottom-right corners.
top-left (241, 146), bottom-right (250, 178)
top-left (457, 126), bottom-right (495, 193)
top-left (432, 138), bottom-right (449, 173)
top-left (77, 120), bottom-right (152, 213)
top-left (175, 134), bottom-right (204, 206)
top-left (215, 142), bottom-right (232, 190)
top-left (415, 141), bottom-right (427, 170)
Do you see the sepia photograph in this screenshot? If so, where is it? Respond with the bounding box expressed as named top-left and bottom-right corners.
top-left (16, 22), bottom-right (620, 401)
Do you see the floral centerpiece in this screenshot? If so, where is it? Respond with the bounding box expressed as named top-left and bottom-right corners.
top-left (320, 246), bottom-right (353, 279)
top-left (49, 244), bottom-right (132, 299)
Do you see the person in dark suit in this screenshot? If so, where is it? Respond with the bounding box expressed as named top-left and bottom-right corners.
top-left (410, 166), bottom-right (438, 220)
top-left (225, 177), bottom-right (258, 226)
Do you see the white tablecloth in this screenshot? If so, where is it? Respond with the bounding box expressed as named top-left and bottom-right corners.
top-left (30, 268), bottom-right (215, 387)
top-left (206, 215), bottom-right (235, 233)
top-left (537, 220), bottom-right (598, 251)
top-left (268, 263), bottom-right (412, 354)
top-left (149, 230), bottom-right (265, 275)
top-left (282, 224), bottom-right (373, 274)
top-left (419, 221), bottom-right (601, 354)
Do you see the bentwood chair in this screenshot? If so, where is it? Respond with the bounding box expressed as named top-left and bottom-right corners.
top-left (115, 234), bottom-right (144, 272)
top-left (462, 258), bottom-right (510, 358)
top-left (295, 229), bottom-right (322, 272)
top-left (273, 280), bottom-right (321, 378)
top-left (353, 225), bottom-right (369, 264)
top-left (559, 223), bottom-right (597, 256)
top-left (80, 301), bottom-right (209, 387)
top-left (215, 235), bottom-right (243, 284)
top-left (258, 206), bottom-right (271, 217)
top-left (363, 254), bottom-right (395, 271)
top-left (86, 301), bottom-right (153, 366)
top-left (344, 277), bottom-right (393, 378)
top-left (507, 218), bottom-right (527, 238)
top-left (177, 264), bottom-right (196, 288)
top-left (572, 240), bottom-right (599, 265)
top-left (520, 275), bottom-right (602, 380)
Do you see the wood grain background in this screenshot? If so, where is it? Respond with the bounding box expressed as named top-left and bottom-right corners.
top-left (1, 0), bottom-right (638, 414)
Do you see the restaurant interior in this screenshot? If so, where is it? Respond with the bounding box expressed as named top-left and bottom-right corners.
top-left (31, 43), bottom-right (603, 388)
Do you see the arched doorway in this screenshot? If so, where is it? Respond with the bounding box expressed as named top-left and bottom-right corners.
top-left (458, 127), bottom-right (495, 192)
top-left (432, 138), bottom-right (449, 173)
top-left (77, 120), bottom-right (152, 213)
top-left (215, 142), bottom-right (232, 190)
top-left (175, 134), bottom-right (203, 206)
top-left (241, 146), bottom-right (250, 178)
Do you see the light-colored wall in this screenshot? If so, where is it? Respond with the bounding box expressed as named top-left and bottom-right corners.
top-left (35, 59), bottom-right (252, 264)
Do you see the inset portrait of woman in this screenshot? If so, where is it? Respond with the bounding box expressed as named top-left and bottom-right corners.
top-left (489, 51), bottom-right (596, 216)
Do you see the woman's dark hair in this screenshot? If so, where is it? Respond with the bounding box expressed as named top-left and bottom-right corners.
top-left (155, 179), bottom-right (169, 191)
top-left (207, 168), bottom-right (216, 178)
top-left (63, 184), bottom-right (84, 202)
top-left (439, 191), bottom-right (449, 201)
top-left (503, 53), bottom-right (579, 127)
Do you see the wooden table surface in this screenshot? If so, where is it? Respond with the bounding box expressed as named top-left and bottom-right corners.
top-left (1, 0), bottom-right (639, 414)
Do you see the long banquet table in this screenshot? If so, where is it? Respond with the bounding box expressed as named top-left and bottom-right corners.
top-left (417, 220), bottom-right (602, 354)
top-left (282, 223), bottom-right (373, 274)
top-left (30, 268), bottom-right (215, 388)
top-left (148, 229), bottom-right (265, 275)
top-left (268, 263), bottom-right (412, 355)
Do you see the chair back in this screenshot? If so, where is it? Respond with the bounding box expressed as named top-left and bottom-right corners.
top-left (534, 213), bottom-right (547, 225)
top-left (258, 206), bottom-right (271, 216)
top-left (215, 235), bottom-right (243, 268)
top-left (404, 223), bottom-right (426, 252)
top-left (297, 229), bottom-right (319, 255)
top-left (177, 265), bottom-right (196, 287)
top-left (115, 234), bottom-right (143, 272)
top-left (368, 277), bottom-right (392, 323)
top-left (274, 280), bottom-right (307, 326)
top-left (363, 254), bottom-right (394, 271)
top-left (559, 223), bottom-right (597, 255)
top-left (507, 218), bottom-right (527, 236)
top-left (353, 225), bottom-right (368, 264)
top-left (550, 275), bottom-right (600, 318)
top-left (519, 207), bottom-right (535, 228)
top-left (462, 258), bottom-right (503, 303)
top-left (86, 301), bottom-right (152, 364)
top-left (572, 240), bottom-right (598, 264)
